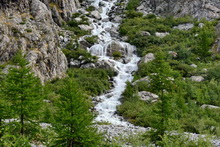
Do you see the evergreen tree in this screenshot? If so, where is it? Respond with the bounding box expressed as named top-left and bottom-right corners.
top-left (1, 51), bottom-right (43, 136)
top-left (196, 28), bottom-right (213, 60)
top-left (148, 52), bottom-right (174, 144)
top-left (52, 78), bottom-right (101, 147)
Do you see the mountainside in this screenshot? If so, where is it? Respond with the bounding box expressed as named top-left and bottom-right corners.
top-left (0, 0), bottom-right (80, 83)
top-left (1, 0), bottom-right (220, 146)
top-left (139, 0), bottom-right (220, 20)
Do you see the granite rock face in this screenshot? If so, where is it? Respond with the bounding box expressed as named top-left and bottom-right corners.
top-left (140, 0), bottom-right (220, 20)
top-left (0, 0), bottom-right (80, 83)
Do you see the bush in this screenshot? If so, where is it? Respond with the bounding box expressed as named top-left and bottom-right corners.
top-left (125, 10), bottom-right (143, 18)
top-left (126, 0), bottom-right (140, 10)
top-left (112, 51), bottom-right (122, 59)
top-left (84, 36), bottom-right (98, 45)
top-left (62, 48), bottom-right (97, 64)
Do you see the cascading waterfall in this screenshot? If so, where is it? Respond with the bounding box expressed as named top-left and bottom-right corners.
top-left (84, 1), bottom-right (220, 146)
top-left (87, 0), bottom-right (140, 126)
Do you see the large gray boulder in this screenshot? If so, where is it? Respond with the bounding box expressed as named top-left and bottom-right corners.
top-left (190, 76), bottom-right (204, 82)
top-left (91, 10), bottom-right (101, 20)
top-left (106, 41), bottom-right (134, 58)
top-left (139, 53), bottom-right (155, 64)
top-left (138, 91), bottom-right (159, 103)
top-left (173, 23), bottom-right (194, 30)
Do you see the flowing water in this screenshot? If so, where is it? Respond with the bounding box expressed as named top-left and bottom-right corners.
top-left (83, 1), bottom-right (220, 146)
top-left (87, 0), bottom-right (140, 126)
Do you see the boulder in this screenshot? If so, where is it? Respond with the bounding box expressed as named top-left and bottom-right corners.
top-left (201, 104), bottom-right (220, 109)
top-left (70, 59), bottom-right (80, 67)
top-left (155, 32), bottom-right (169, 38)
top-left (140, 31), bottom-right (151, 36)
top-left (106, 41), bottom-right (132, 57)
top-left (113, 16), bottom-right (122, 23)
top-left (138, 91), bottom-right (159, 103)
top-left (91, 10), bottom-right (101, 20)
top-left (78, 24), bottom-right (93, 31)
top-left (78, 8), bottom-right (89, 15)
top-left (132, 76), bottom-right (150, 85)
top-left (81, 63), bottom-right (96, 68)
top-left (173, 23), bottom-right (194, 30)
top-left (190, 64), bottom-right (197, 68)
top-left (74, 17), bottom-right (82, 22)
top-left (139, 53), bottom-right (155, 64)
top-left (190, 76), bottom-right (204, 82)
top-left (168, 51), bottom-right (177, 58)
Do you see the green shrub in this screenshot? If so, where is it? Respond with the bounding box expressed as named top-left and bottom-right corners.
top-left (62, 48), bottom-right (97, 63)
top-left (126, 0), bottom-right (140, 10)
top-left (112, 51), bottom-right (122, 59)
top-left (25, 28), bottom-right (32, 33)
top-left (84, 36), bottom-right (98, 45)
top-left (86, 6), bottom-right (95, 12)
top-left (125, 10), bottom-right (143, 18)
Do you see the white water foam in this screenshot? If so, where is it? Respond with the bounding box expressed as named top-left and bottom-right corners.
top-left (87, 0), bottom-right (140, 126)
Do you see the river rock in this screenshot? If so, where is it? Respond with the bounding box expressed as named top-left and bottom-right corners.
top-left (190, 76), bottom-right (204, 82)
top-left (113, 16), bottom-right (122, 23)
top-left (78, 24), bottom-right (93, 31)
top-left (138, 91), bottom-right (159, 103)
top-left (91, 10), bottom-right (101, 20)
top-left (106, 41), bottom-right (129, 57)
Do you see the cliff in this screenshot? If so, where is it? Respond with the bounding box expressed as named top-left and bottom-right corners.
top-left (140, 0), bottom-right (220, 20)
top-left (0, 0), bottom-right (80, 83)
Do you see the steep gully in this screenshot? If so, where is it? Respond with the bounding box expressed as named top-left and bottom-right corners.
top-left (85, 0), bottom-right (220, 145)
top-left (86, 0), bottom-right (148, 138)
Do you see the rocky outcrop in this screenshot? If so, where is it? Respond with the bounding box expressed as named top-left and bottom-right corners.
top-left (0, 0), bottom-right (80, 83)
top-left (139, 53), bottom-right (155, 64)
top-left (138, 91), bottom-right (159, 103)
top-left (140, 0), bottom-right (220, 20)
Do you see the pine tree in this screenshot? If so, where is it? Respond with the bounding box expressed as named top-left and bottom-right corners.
top-left (148, 52), bottom-right (174, 144)
top-left (196, 28), bottom-right (213, 60)
top-left (52, 78), bottom-right (101, 147)
top-left (1, 51), bottom-right (43, 136)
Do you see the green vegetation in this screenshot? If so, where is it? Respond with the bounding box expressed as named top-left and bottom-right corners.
top-left (84, 36), bottom-right (98, 45)
top-left (112, 51), bottom-right (122, 59)
top-left (118, 14), bottom-right (220, 145)
top-left (126, 0), bottom-right (140, 10)
top-left (0, 52), bottom-right (115, 146)
top-left (64, 16), bottom-right (90, 37)
top-left (62, 48), bottom-right (97, 64)
top-left (0, 52), bottom-right (44, 145)
top-left (52, 79), bottom-right (101, 146)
